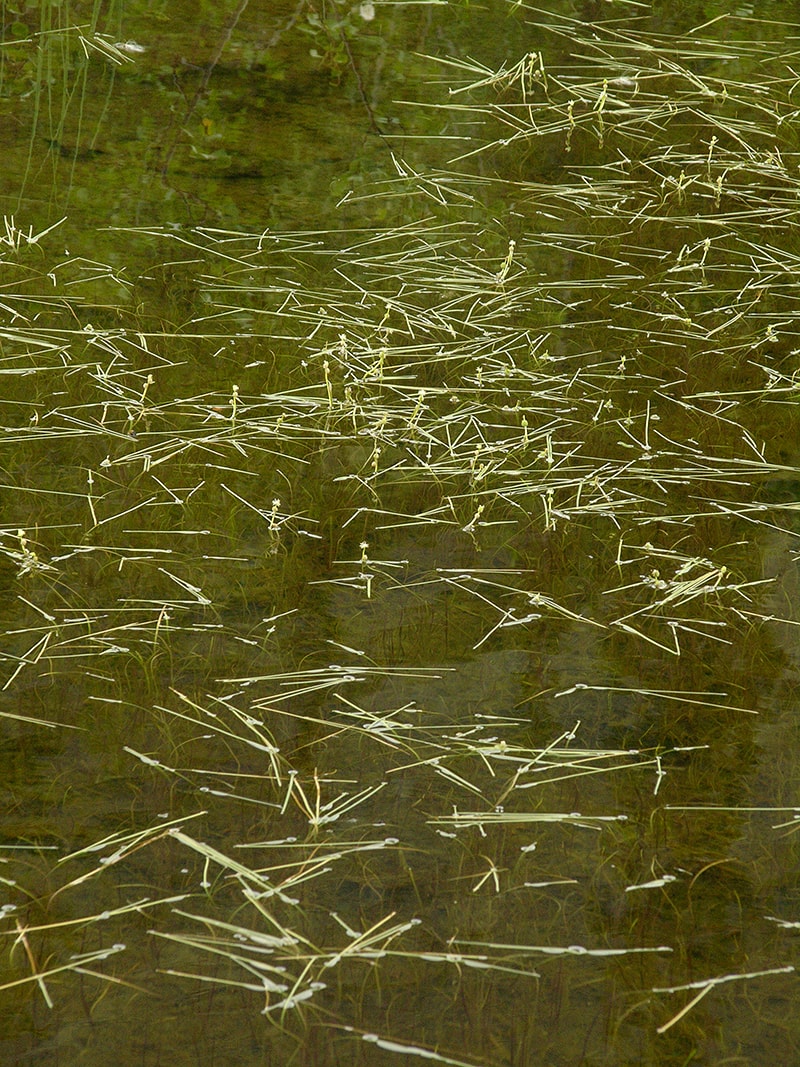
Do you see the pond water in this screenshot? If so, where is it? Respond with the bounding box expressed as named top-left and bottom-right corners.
top-left (2, 2), bottom-right (800, 1065)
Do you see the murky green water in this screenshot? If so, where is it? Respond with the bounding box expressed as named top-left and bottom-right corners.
top-left (2, 2), bottom-right (800, 1064)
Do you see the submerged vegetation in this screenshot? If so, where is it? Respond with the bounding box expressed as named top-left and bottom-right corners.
top-left (1, 2), bottom-right (800, 1064)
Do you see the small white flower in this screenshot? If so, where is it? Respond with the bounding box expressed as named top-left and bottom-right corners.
top-left (114, 39), bottom-right (147, 54)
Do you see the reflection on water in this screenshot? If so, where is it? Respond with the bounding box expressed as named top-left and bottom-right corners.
top-left (1, 2), bottom-right (800, 1065)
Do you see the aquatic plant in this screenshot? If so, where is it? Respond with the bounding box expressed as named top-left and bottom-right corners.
top-left (1, 4), bottom-right (800, 1065)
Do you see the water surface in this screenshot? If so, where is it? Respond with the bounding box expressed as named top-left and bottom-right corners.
top-left (2, 2), bottom-right (800, 1065)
